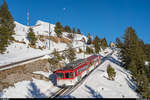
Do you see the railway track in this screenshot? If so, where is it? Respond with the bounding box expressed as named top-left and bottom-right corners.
top-left (0, 46), bottom-right (83, 71)
top-left (50, 49), bottom-right (114, 98)
top-left (50, 61), bottom-right (104, 98)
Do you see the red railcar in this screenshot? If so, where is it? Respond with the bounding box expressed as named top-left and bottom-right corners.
top-left (55, 55), bottom-right (101, 87)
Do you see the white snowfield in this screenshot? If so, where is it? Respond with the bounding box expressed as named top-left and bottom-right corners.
top-left (0, 20), bottom-right (88, 66)
top-left (0, 47), bottom-right (139, 98)
top-left (62, 48), bottom-right (139, 98)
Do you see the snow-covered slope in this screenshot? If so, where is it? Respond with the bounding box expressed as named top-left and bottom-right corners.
top-left (0, 20), bottom-right (88, 66)
top-left (62, 48), bottom-right (139, 98)
top-left (0, 48), bottom-right (139, 98)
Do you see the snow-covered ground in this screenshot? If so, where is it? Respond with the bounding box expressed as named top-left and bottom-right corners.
top-left (0, 19), bottom-right (139, 98)
top-left (0, 50), bottom-right (92, 98)
top-left (61, 48), bottom-right (139, 98)
top-left (0, 47), bottom-right (139, 98)
top-left (0, 20), bottom-right (88, 66)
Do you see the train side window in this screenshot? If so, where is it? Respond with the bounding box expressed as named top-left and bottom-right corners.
top-left (74, 71), bottom-right (76, 77)
top-left (65, 72), bottom-right (73, 78)
top-left (56, 73), bottom-right (64, 79)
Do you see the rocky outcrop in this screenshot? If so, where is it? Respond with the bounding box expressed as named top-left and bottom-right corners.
top-left (0, 59), bottom-right (51, 91)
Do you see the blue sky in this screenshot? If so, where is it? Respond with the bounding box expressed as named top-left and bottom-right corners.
top-left (1, 0), bottom-right (150, 44)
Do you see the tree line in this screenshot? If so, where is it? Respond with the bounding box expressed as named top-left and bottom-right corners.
top-left (54, 21), bottom-right (82, 38)
top-left (116, 27), bottom-right (150, 98)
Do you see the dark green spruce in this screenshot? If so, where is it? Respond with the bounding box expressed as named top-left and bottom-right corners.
top-left (0, 0), bottom-right (15, 53)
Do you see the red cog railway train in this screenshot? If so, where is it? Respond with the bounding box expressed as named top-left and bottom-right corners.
top-left (54, 54), bottom-right (101, 87)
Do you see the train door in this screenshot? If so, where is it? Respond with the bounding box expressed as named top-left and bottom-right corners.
top-left (77, 69), bottom-right (81, 82)
top-left (86, 63), bottom-right (89, 75)
top-left (94, 58), bottom-right (97, 68)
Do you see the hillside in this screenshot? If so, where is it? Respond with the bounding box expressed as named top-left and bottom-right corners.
top-left (0, 47), bottom-right (139, 98)
top-left (63, 48), bottom-right (139, 98)
top-left (0, 20), bottom-right (88, 67)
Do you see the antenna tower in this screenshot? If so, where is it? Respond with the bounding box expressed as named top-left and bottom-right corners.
top-left (27, 9), bottom-right (29, 26)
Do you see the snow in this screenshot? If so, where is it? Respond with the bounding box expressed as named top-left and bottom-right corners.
top-left (0, 42), bottom-right (50, 66)
top-left (62, 48), bottom-right (139, 98)
top-left (0, 20), bottom-right (88, 67)
top-left (0, 20), bottom-right (139, 98)
top-left (145, 61), bottom-right (149, 66)
top-left (0, 71), bottom-right (60, 98)
top-left (0, 47), bottom-right (139, 98)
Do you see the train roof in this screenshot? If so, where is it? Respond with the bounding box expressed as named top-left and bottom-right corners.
top-left (86, 55), bottom-right (98, 60)
top-left (58, 59), bottom-right (86, 71)
top-left (56, 55), bottom-right (100, 72)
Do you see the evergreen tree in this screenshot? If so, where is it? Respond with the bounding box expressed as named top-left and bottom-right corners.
top-left (0, 0), bottom-right (15, 35)
top-left (79, 48), bottom-right (82, 53)
top-left (64, 25), bottom-right (71, 33)
top-left (86, 46), bottom-right (93, 54)
top-left (68, 46), bottom-right (76, 62)
top-left (72, 27), bottom-right (76, 33)
top-left (93, 36), bottom-right (101, 54)
top-left (107, 64), bottom-right (116, 80)
top-left (77, 28), bottom-right (81, 34)
top-left (64, 45), bottom-right (76, 63)
top-left (27, 27), bottom-right (37, 46)
top-left (117, 27), bottom-right (149, 97)
top-left (101, 37), bottom-right (108, 49)
top-left (116, 37), bottom-right (123, 48)
top-left (54, 21), bottom-right (63, 37)
top-left (48, 49), bottom-right (62, 66)
top-left (87, 33), bottom-right (92, 45)
top-left (0, 25), bottom-right (10, 53)
top-left (0, 0), bottom-right (15, 53)
top-left (52, 49), bottom-right (62, 62)
top-left (143, 43), bottom-right (150, 62)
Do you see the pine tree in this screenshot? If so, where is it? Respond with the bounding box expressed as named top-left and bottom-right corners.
top-left (93, 36), bottom-right (101, 54)
top-left (0, 0), bottom-right (15, 35)
top-left (116, 37), bottom-right (123, 48)
top-left (72, 27), bottom-right (76, 33)
top-left (101, 37), bottom-right (108, 49)
top-left (117, 27), bottom-right (149, 97)
top-left (27, 27), bottom-right (37, 46)
top-left (79, 48), bottom-right (82, 53)
top-left (107, 64), bottom-right (116, 80)
top-left (77, 28), bottom-right (81, 34)
top-left (87, 33), bottom-right (92, 45)
top-left (48, 49), bottom-right (62, 66)
top-left (0, 0), bottom-right (15, 53)
top-left (0, 25), bottom-right (10, 53)
top-left (65, 45), bottom-right (76, 63)
top-left (54, 21), bottom-right (63, 37)
top-left (52, 49), bottom-right (62, 62)
top-left (86, 46), bottom-right (93, 54)
top-left (64, 25), bottom-right (71, 33)
top-left (143, 44), bottom-right (150, 62)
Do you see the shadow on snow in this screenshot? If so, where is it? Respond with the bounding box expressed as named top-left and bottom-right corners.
top-left (60, 94), bottom-right (76, 98)
top-left (26, 81), bottom-right (47, 98)
top-left (49, 73), bottom-right (57, 86)
top-left (0, 92), bottom-right (3, 97)
top-left (85, 85), bottom-right (103, 98)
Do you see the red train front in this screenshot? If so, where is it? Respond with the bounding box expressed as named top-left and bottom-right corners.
top-left (54, 55), bottom-right (101, 87)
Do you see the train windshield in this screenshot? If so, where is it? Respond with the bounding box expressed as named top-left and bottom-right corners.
top-left (65, 72), bottom-right (73, 78)
top-left (56, 73), bottom-right (64, 79)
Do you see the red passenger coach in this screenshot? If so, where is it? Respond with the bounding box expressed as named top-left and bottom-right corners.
top-left (55, 55), bottom-right (101, 87)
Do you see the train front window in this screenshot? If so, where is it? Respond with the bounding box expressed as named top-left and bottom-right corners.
top-left (65, 72), bottom-right (73, 78)
top-left (56, 73), bottom-right (64, 79)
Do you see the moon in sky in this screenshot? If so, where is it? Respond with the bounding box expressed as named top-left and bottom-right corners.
top-left (63, 8), bottom-right (66, 11)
